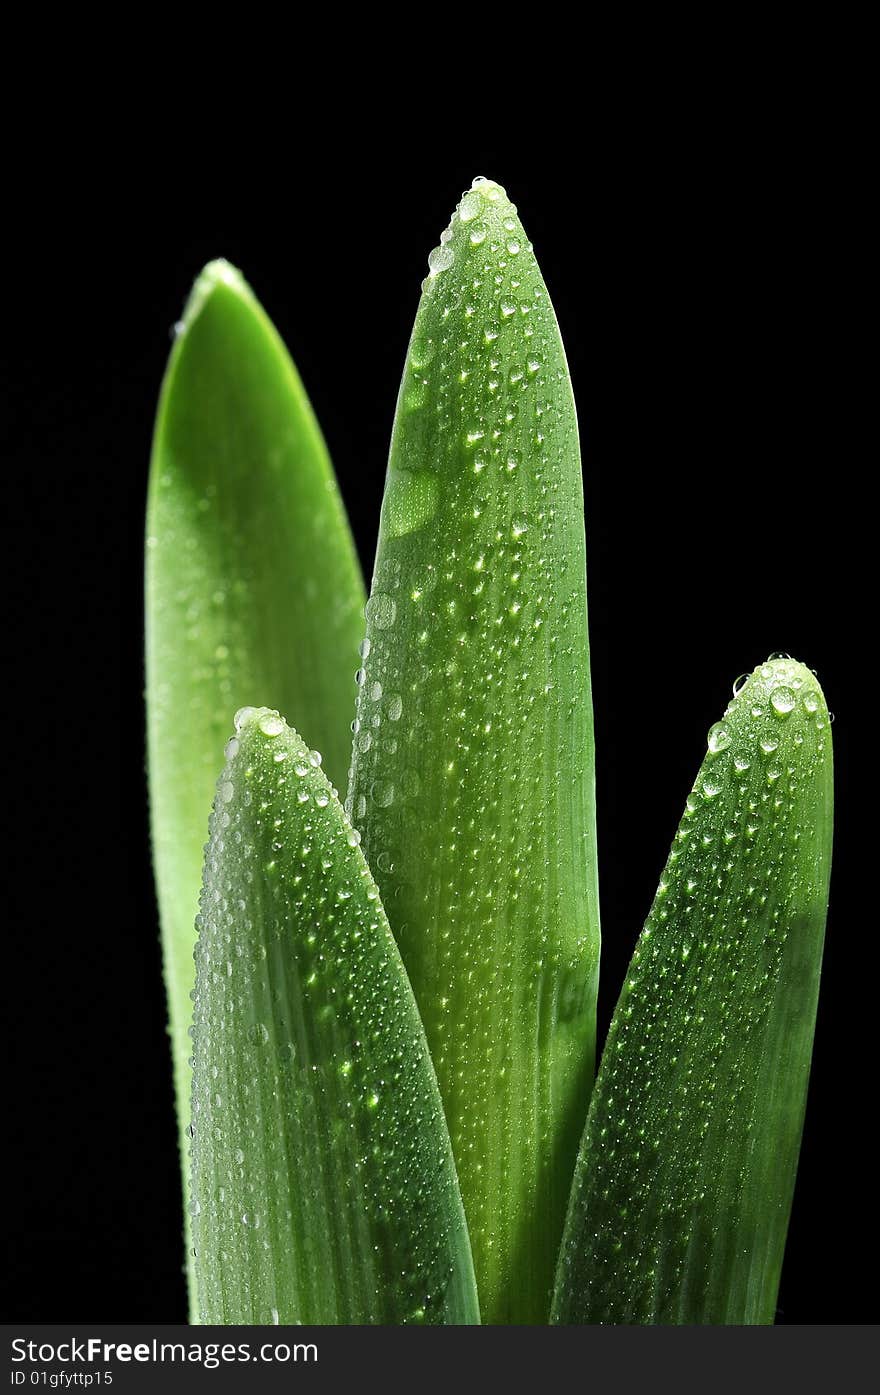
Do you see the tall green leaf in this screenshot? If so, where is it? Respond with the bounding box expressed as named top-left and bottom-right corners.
top-left (552, 657), bottom-right (833, 1324)
top-left (346, 178), bottom-right (600, 1322)
top-left (191, 708), bottom-right (479, 1324)
top-left (145, 261), bottom-right (365, 1301)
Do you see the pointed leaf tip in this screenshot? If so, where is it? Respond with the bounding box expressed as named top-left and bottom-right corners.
top-left (178, 258), bottom-right (251, 332)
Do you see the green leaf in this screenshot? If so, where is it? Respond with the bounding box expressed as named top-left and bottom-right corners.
top-left (190, 707), bottom-right (480, 1325)
top-left (345, 178), bottom-right (600, 1323)
top-left (552, 657), bottom-right (833, 1325)
top-left (145, 261), bottom-right (365, 1302)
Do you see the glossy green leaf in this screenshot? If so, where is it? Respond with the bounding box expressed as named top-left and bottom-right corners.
top-left (345, 178), bottom-right (600, 1323)
top-left (190, 707), bottom-right (479, 1325)
top-left (552, 657), bottom-right (833, 1325)
top-left (145, 261), bottom-right (365, 1301)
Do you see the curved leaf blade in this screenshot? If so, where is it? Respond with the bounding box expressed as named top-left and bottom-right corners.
top-left (191, 708), bottom-right (480, 1325)
top-left (145, 261), bottom-right (365, 1298)
top-left (552, 657), bottom-right (833, 1324)
top-left (346, 179), bottom-right (600, 1322)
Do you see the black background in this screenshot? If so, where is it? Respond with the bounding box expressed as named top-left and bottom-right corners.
top-left (3, 70), bottom-right (871, 1324)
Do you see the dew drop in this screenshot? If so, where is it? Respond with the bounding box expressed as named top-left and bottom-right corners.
top-left (365, 594), bottom-right (397, 630)
top-left (707, 722), bottom-right (731, 754)
top-left (427, 244), bottom-right (454, 276)
top-left (372, 780), bottom-right (395, 808)
top-left (770, 687), bottom-right (796, 715)
top-left (258, 713), bottom-right (284, 737)
top-left (224, 737), bottom-right (240, 760)
top-left (458, 190), bottom-right (482, 222)
top-left (234, 706), bottom-right (256, 731)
